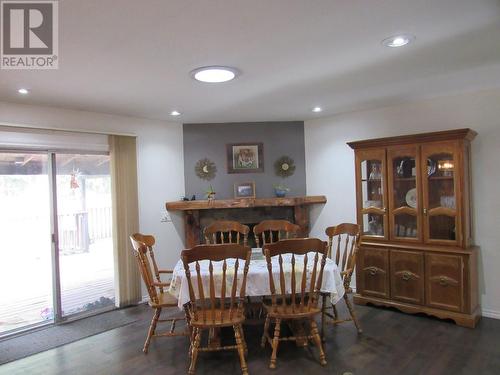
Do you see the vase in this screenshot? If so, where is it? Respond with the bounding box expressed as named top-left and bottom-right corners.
top-left (274, 188), bottom-right (287, 198)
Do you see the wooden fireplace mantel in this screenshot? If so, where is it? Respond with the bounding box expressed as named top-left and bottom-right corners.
top-left (166, 195), bottom-right (327, 248)
top-left (166, 195), bottom-right (326, 211)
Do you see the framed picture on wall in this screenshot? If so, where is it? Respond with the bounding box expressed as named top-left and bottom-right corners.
top-left (226, 142), bottom-right (264, 173)
top-left (234, 182), bottom-right (256, 199)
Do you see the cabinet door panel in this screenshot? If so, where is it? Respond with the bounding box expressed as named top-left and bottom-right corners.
top-left (390, 250), bottom-right (424, 305)
top-left (421, 141), bottom-right (462, 246)
top-left (425, 253), bottom-right (464, 312)
top-left (387, 145), bottom-right (422, 242)
top-left (359, 247), bottom-right (390, 298)
top-left (355, 149), bottom-right (388, 240)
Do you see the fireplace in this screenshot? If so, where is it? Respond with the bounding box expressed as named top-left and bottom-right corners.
top-left (166, 196), bottom-right (327, 248)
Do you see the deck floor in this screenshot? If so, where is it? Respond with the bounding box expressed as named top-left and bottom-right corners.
top-left (0, 239), bottom-right (114, 334)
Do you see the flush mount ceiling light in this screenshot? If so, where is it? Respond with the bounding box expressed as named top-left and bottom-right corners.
top-left (170, 110), bottom-right (181, 116)
top-left (190, 66), bottom-right (239, 83)
top-left (381, 34), bottom-right (415, 48)
top-left (18, 88), bottom-right (29, 95)
top-left (312, 106), bottom-right (322, 113)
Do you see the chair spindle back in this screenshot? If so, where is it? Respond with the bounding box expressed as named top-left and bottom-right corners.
top-left (325, 223), bottom-right (360, 283)
top-left (253, 220), bottom-right (300, 248)
top-left (204, 221), bottom-right (250, 247)
top-left (181, 244), bottom-right (251, 324)
top-left (263, 238), bottom-right (328, 313)
top-left (130, 234), bottom-right (160, 304)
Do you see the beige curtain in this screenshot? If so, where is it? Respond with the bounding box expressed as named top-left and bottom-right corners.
top-left (109, 135), bottom-right (142, 307)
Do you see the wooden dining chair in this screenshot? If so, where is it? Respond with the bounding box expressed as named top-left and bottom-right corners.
top-left (253, 219), bottom-right (300, 248)
top-left (261, 238), bottom-right (328, 369)
top-left (321, 223), bottom-right (362, 334)
top-left (204, 220), bottom-right (250, 246)
top-left (130, 233), bottom-right (188, 353)
top-left (181, 243), bottom-right (251, 375)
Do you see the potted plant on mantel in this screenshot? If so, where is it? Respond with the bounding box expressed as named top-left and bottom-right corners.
top-left (205, 185), bottom-right (216, 202)
top-left (273, 183), bottom-right (290, 198)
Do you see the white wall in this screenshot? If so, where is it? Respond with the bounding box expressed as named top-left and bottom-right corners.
top-left (0, 101), bottom-right (185, 296)
top-left (305, 88), bottom-right (500, 319)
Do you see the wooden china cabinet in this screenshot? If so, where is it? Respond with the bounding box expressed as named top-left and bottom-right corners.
top-left (348, 129), bottom-right (480, 327)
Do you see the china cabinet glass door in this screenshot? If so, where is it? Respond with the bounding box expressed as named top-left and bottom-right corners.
top-left (421, 142), bottom-right (460, 245)
top-left (387, 146), bottom-right (421, 241)
top-left (357, 149), bottom-right (388, 239)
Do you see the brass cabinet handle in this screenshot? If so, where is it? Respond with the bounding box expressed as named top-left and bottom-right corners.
top-left (423, 208), bottom-right (428, 215)
top-left (395, 270), bottom-right (419, 281)
top-left (430, 275), bottom-right (459, 287)
top-left (364, 266), bottom-right (385, 276)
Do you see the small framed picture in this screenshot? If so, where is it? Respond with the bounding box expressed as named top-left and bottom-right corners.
top-left (234, 182), bottom-right (256, 199)
top-left (227, 142), bottom-right (264, 174)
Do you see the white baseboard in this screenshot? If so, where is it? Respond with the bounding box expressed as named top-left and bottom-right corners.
top-left (482, 309), bottom-right (500, 320)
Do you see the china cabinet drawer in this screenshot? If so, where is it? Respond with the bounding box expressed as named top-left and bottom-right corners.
top-left (359, 247), bottom-right (390, 299)
top-left (425, 253), bottom-right (464, 312)
top-left (390, 249), bottom-right (424, 305)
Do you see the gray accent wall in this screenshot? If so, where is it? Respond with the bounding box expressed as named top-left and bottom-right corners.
top-left (183, 122), bottom-right (306, 200)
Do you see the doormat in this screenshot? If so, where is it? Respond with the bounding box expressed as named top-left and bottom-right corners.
top-left (0, 308), bottom-right (138, 365)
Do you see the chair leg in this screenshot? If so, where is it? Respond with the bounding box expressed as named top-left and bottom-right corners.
top-left (332, 304), bottom-right (339, 321)
top-left (234, 324), bottom-right (249, 375)
top-left (238, 324), bottom-right (248, 356)
top-left (321, 293), bottom-right (327, 342)
top-left (189, 324), bottom-right (197, 357)
top-left (310, 319), bottom-right (327, 366)
top-left (143, 307), bottom-right (161, 353)
top-left (261, 314), bottom-right (270, 348)
top-left (188, 328), bottom-right (201, 375)
top-left (269, 318), bottom-right (281, 369)
top-left (344, 294), bottom-right (363, 334)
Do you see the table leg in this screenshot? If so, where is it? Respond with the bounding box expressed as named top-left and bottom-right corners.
top-left (288, 320), bottom-right (308, 347)
top-left (208, 327), bottom-right (221, 348)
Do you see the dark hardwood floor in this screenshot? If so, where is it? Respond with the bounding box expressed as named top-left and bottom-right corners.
top-left (1, 300), bottom-right (499, 375)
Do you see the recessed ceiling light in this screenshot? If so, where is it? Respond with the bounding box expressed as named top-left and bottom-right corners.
top-left (381, 34), bottom-right (415, 48)
top-left (170, 110), bottom-right (181, 116)
top-left (312, 106), bottom-right (322, 113)
top-left (191, 66), bottom-right (239, 83)
top-left (18, 88), bottom-right (29, 95)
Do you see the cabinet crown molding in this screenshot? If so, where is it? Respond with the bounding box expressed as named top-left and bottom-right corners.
top-left (347, 128), bottom-right (477, 150)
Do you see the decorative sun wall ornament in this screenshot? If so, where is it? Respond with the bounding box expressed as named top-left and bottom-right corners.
top-left (274, 156), bottom-right (296, 178)
top-left (195, 158), bottom-right (217, 181)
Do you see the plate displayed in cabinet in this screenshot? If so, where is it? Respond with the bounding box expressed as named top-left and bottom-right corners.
top-left (405, 188), bottom-right (417, 208)
top-left (427, 158), bottom-right (437, 176)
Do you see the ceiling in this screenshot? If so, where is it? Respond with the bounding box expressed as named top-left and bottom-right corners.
top-left (1, 0), bottom-right (500, 123)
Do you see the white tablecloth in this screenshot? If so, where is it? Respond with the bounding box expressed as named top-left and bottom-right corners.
top-left (168, 249), bottom-right (345, 309)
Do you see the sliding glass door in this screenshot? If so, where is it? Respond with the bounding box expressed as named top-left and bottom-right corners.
top-left (55, 154), bottom-right (115, 317)
top-left (0, 150), bottom-right (115, 336)
top-left (0, 152), bottom-right (53, 334)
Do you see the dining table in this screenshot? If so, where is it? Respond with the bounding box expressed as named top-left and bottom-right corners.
top-left (168, 248), bottom-right (345, 309)
top-left (168, 248), bottom-right (345, 346)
